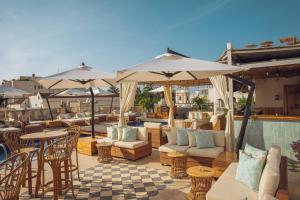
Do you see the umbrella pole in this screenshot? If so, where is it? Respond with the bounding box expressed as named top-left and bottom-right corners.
top-left (46, 98), bottom-right (54, 121)
top-left (109, 96), bottom-right (114, 113)
top-left (89, 87), bottom-right (95, 138)
top-left (226, 74), bottom-right (255, 158)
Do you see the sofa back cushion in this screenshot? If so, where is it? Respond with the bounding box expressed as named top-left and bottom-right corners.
top-left (166, 128), bottom-right (177, 145)
top-left (144, 122), bottom-right (162, 129)
top-left (137, 127), bottom-right (148, 141)
top-left (122, 127), bottom-right (138, 142)
top-left (107, 126), bottom-right (118, 140)
top-left (188, 131), bottom-right (196, 147)
top-left (176, 128), bottom-right (189, 146)
top-left (258, 145), bottom-right (281, 199)
top-left (194, 131), bottom-right (215, 149)
top-left (245, 144), bottom-right (268, 158)
top-left (236, 151), bottom-right (266, 191)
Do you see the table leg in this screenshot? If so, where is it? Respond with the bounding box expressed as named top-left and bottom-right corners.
top-left (34, 140), bottom-right (45, 197)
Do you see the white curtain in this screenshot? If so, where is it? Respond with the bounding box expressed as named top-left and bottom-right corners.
top-left (209, 75), bottom-right (234, 152)
top-left (118, 81), bottom-right (137, 127)
top-left (163, 85), bottom-right (175, 128)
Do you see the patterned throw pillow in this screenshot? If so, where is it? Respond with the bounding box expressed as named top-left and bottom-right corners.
top-left (244, 143), bottom-right (267, 158)
top-left (122, 127), bottom-right (138, 142)
top-left (193, 131), bottom-right (215, 149)
top-left (235, 151), bottom-right (265, 191)
top-left (107, 126), bottom-right (118, 140)
top-left (176, 128), bottom-right (189, 146)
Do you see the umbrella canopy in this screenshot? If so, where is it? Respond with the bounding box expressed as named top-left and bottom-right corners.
top-left (39, 63), bottom-right (116, 138)
top-left (39, 63), bottom-right (115, 89)
top-left (117, 51), bottom-right (243, 83)
top-left (87, 87), bottom-right (114, 96)
top-left (149, 86), bottom-right (164, 93)
top-left (54, 88), bottom-right (87, 97)
top-left (0, 85), bottom-right (30, 98)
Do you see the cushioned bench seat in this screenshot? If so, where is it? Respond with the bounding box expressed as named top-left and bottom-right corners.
top-left (187, 147), bottom-right (224, 158)
top-left (114, 141), bottom-right (148, 149)
top-left (159, 129), bottom-right (225, 167)
top-left (158, 144), bottom-right (189, 153)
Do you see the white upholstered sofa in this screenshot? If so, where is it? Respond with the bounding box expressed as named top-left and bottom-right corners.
top-left (206, 146), bottom-right (288, 200)
top-left (159, 129), bottom-right (225, 167)
top-left (97, 127), bottom-right (152, 160)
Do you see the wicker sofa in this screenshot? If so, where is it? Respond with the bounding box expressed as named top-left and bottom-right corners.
top-left (206, 146), bottom-right (288, 200)
top-left (97, 127), bottom-right (152, 161)
top-left (159, 129), bottom-right (225, 167)
top-left (144, 122), bottom-right (167, 148)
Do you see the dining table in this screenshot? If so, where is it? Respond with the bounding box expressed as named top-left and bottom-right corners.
top-left (20, 130), bottom-right (68, 197)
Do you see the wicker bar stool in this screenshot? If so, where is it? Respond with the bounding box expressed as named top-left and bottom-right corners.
top-left (0, 152), bottom-right (29, 200)
top-left (63, 125), bottom-right (81, 181)
top-left (3, 131), bottom-right (38, 196)
top-left (42, 135), bottom-right (76, 200)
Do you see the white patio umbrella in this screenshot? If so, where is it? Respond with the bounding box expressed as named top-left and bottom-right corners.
top-left (116, 49), bottom-right (249, 153)
top-left (39, 62), bottom-right (115, 138)
top-left (54, 88), bottom-right (87, 97)
top-left (0, 85), bottom-right (30, 98)
top-left (87, 87), bottom-right (114, 96)
top-left (149, 86), bottom-right (164, 93)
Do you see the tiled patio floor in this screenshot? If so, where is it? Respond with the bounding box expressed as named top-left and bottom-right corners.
top-left (20, 148), bottom-right (300, 199)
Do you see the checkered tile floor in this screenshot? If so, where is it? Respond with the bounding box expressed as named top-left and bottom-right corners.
top-left (21, 160), bottom-right (174, 199)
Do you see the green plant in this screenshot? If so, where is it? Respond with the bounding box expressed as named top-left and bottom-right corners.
top-left (191, 96), bottom-right (209, 111)
top-left (107, 86), bottom-right (119, 95)
top-left (237, 96), bottom-right (247, 108)
top-left (135, 85), bottom-right (160, 112)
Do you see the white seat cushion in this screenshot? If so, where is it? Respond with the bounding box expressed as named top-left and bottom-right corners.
top-left (158, 144), bottom-right (189, 153)
top-left (114, 140), bottom-right (148, 149)
top-left (137, 127), bottom-right (148, 141)
top-left (222, 162), bottom-right (238, 177)
top-left (96, 138), bottom-right (117, 144)
top-left (186, 147), bottom-right (223, 158)
top-left (206, 175), bottom-right (258, 200)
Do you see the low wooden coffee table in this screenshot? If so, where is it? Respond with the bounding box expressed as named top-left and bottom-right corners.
top-left (96, 142), bottom-right (113, 163)
top-left (187, 166), bottom-right (215, 200)
top-left (168, 151), bottom-right (188, 179)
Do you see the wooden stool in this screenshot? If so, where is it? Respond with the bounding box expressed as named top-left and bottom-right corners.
top-left (168, 152), bottom-right (187, 179)
top-left (96, 143), bottom-right (113, 163)
top-left (187, 166), bottom-right (215, 200)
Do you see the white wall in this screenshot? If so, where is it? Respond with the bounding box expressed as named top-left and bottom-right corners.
top-left (255, 76), bottom-right (300, 107)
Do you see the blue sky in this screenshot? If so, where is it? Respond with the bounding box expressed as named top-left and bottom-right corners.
top-left (1, 0), bottom-right (300, 82)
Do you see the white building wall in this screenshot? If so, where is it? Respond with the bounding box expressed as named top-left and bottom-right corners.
top-left (255, 76), bottom-right (300, 107)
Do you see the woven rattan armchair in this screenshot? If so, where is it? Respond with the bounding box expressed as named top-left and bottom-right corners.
top-left (3, 131), bottom-right (38, 196)
top-left (0, 152), bottom-right (29, 200)
top-left (64, 125), bottom-right (81, 181)
top-left (42, 135), bottom-right (76, 200)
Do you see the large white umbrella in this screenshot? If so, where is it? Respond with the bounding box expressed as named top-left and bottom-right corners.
top-left (116, 49), bottom-right (252, 154)
top-left (149, 86), bottom-right (164, 93)
top-left (87, 87), bottom-right (114, 96)
top-left (0, 85), bottom-right (30, 98)
top-left (117, 51), bottom-right (241, 83)
top-left (54, 88), bottom-right (87, 97)
top-left (39, 63), bottom-right (115, 138)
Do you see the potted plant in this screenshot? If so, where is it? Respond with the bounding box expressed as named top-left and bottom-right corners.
top-left (291, 140), bottom-right (300, 162)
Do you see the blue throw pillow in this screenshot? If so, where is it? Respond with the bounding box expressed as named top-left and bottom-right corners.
top-left (122, 127), bottom-right (137, 142)
top-left (235, 151), bottom-right (265, 191)
top-left (193, 131), bottom-right (215, 149)
top-left (107, 126), bottom-right (118, 140)
top-left (244, 143), bottom-right (267, 158)
top-left (176, 128), bottom-right (189, 146)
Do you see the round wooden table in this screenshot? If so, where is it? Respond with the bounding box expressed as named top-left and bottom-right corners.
top-left (186, 166), bottom-right (215, 200)
top-left (168, 151), bottom-right (188, 179)
top-left (21, 130), bottom-right (68, 197)
top-left (96, 142), bottom-right (113, 163)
